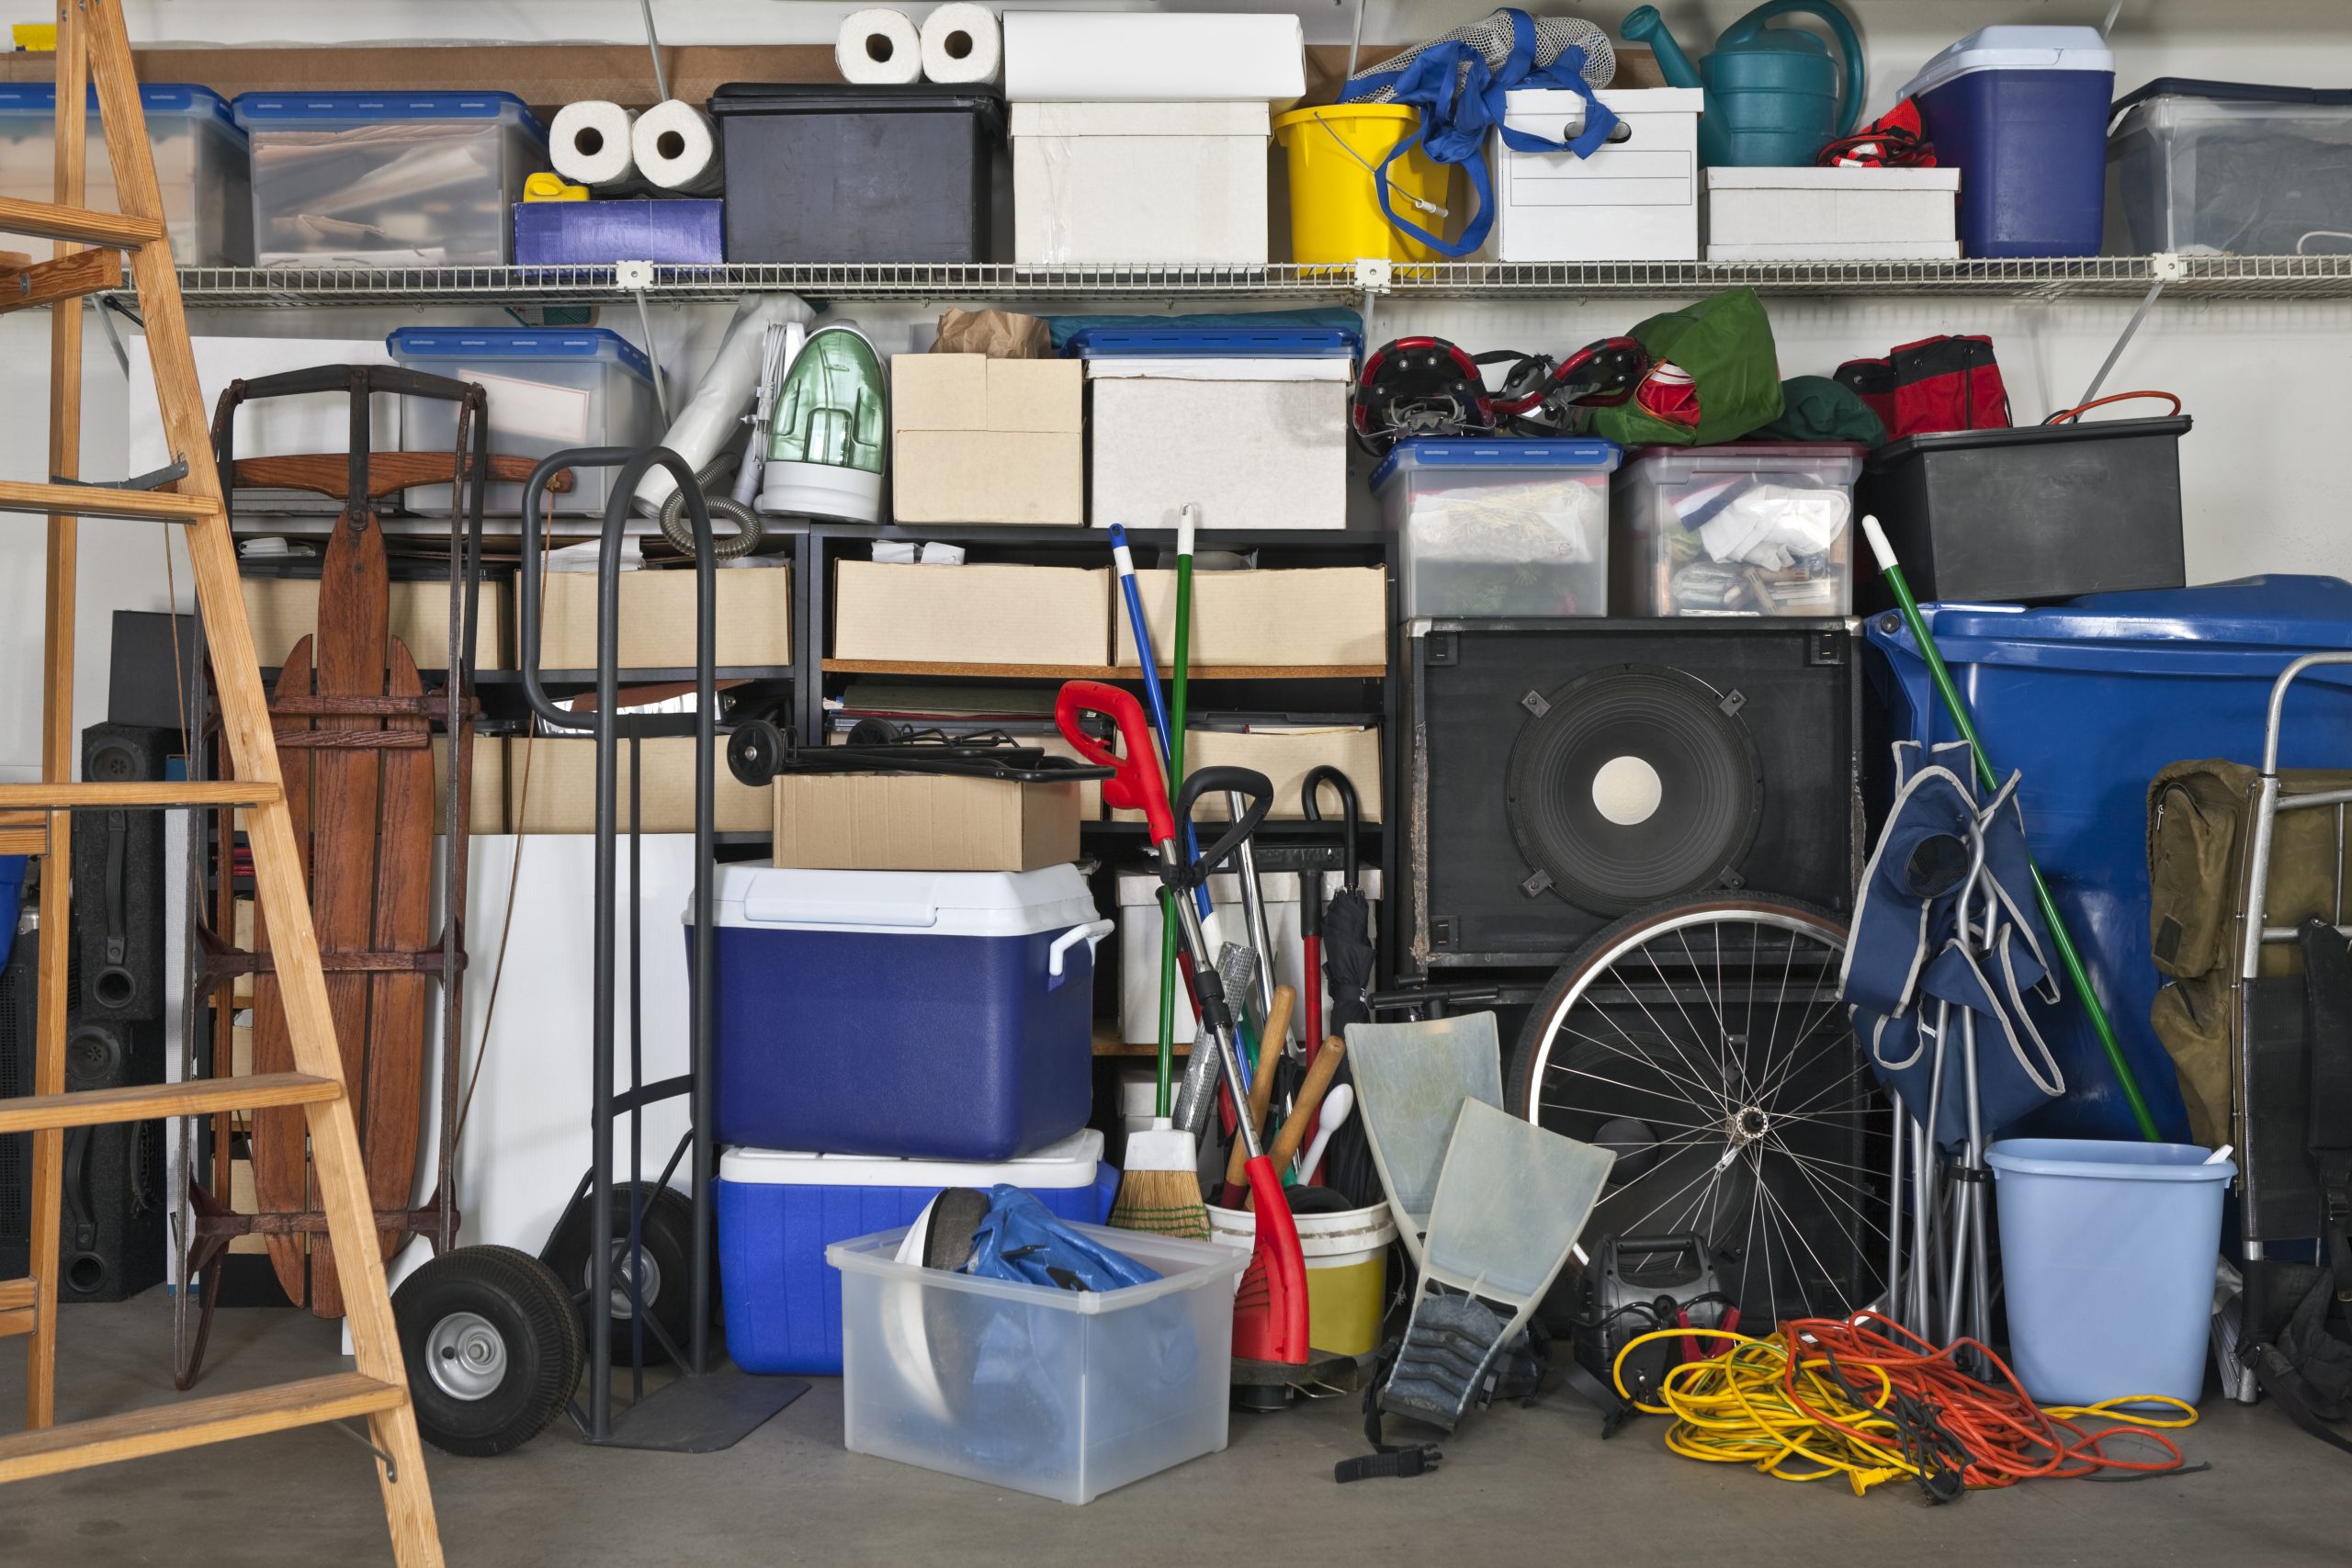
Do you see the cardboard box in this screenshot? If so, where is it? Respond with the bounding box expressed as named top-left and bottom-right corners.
top-left (1110, 721), bottom-right (1381, 823)
top-left (245, 576), bottom-right (508, 670)
top-left (537, 564), bottom-right (791, 670)
top-left (435, 735), bottom-right (766, 834)
top-left (1087, 356), bottom-right (1351, 530)
top-left (831, 561), bottom-right (1111, 667)
top-left (1112, 568), bottom-right (1385, 667)
top-left (770, 773), bottom-right (1080, 872)
top-left (1011, 101), bottom-right (1271, 265)
top-left (890, 355), bottom-right (1084, 525)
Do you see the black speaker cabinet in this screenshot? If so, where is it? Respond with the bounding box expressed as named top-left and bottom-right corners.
top-left (1400, 619), bottom-right (1863, 972)
top-left (74, 722), bottom-right (174, 1021)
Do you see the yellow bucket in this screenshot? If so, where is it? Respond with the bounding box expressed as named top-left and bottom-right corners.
top-left (1210, 1201), bottom-right (1396, 1358)
top-left (1274, 104), bottom-right (1460, 264)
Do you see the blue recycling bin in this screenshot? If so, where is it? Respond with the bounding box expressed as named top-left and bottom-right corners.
top-left (1867, 576), bottom-right (2352, 1140)
top-left (0, 854), bottom-right (23, 968)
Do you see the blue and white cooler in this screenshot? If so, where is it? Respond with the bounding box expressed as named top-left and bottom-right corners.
top-left (701, 863), bottom-right (1110, 1161)
top-left (717, 1131), bottom-right (1118, 1374)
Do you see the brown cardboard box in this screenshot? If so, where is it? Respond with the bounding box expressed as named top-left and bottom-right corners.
top-left (537, 564), bottom-right (791, 669)
top-left (431, 735), bottom-right (514, 833)
top-left (890, 355), bottom-right (1084, 525)
top-left (1111, 722), bottom-right (1382, 822)
top-left (831, 561), bottom-right (1111, 667)
top-left (243, 576), bottom-right (510, 670)
top-left (433, 735), bottom-right (766, 833)
top-left (771, 773), bottom-right (1080, 871)
top-left (1111, 568), bottom-right (1385, 667)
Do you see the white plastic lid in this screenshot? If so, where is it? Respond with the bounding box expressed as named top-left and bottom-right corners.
top-left (703, 862), bottom-right (1101, 939)
top-left (1899, 26), bottom-right (2115, 102)
top-left (719, 1128), bottom-right (1104, 1189)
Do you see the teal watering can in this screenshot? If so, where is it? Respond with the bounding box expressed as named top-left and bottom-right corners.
top-left (1623, 1), bottom-right (1864, 167)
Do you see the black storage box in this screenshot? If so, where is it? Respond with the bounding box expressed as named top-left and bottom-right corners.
top-left (708, 84), bottom-right (1004, 264)
top-left (1858, 415), bottom-right (2192, 608)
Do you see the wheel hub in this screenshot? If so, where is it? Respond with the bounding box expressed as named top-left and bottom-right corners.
top-left (1727, 1105), bottom-right (1770, 1145)
top-left (587, 1241), bottom-right (662, 1318)
top-left (425, 1310), bottom-right (508, 1402)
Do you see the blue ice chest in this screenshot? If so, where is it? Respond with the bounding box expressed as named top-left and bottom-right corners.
top-left (702, 863), bottom-right (1111, 1161)
top-left (1901, 27), bottom-right (2114, 257)
top-left (718, 1131), bottom-right (1118, 1374)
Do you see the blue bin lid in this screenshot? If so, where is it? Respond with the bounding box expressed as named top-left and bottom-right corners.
top-left (0, 83), bottom-right (236, 130)
top-left (1066, 326), bottom-right (1362, 360)
top-left (1868, 575), bottom-right (2352, 678)
top-left (2113, 77), bottom-right (2352, 115)
top-left (387, 327), bottom-right (653, 384)
top-left (1371, 437), bottom-right (1622, 490)
top-left (234, 90), bottom-right (545, 141)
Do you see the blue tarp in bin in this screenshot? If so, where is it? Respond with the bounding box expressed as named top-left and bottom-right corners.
top-left (0, 855), bottom-right (24, 969)
top-left (1867, 575), bottom-right (2352, 1142)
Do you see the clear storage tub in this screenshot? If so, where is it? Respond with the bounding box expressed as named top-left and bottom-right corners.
top-left (387, 328), bottom-right (659, 516)
top-left (1372, 439), bottom-right (1621, 619)
top-left (0, 85), bottom-right (250, 265)
top-left (2106, 79), bottom-right (2352, 256)
top-left (1611, 443), bottom-right (1864, 616)
top-left (235, 91), bottom-right (546, 265)
top-left (829, 1222), bottom-right (1247, 1503)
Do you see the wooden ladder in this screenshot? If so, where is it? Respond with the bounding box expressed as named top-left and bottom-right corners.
top-left (0, 5), bottom-right (442, 1562)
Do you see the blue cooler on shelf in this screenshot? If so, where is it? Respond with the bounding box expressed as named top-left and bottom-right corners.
top-left (1867, 576), bottom-right (2352, 1142)
top-left (701, 863), bottom-right (1110, 1160)
top-left (717, 1130), bottom-right (1119, 1374)
top-left (1900, 27), bottom-right (2114, 257)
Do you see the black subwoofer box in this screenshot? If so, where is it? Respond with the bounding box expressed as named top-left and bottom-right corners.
top-left (1399, 619), bottom-right (1862, 973)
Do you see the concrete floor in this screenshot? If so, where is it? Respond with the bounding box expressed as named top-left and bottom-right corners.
top-left (3, 1295), bottom-right (2346, 1567)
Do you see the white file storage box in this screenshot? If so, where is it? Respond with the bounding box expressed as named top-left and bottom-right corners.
top-left (1011, 100), bottom-right (1269, 265)
top-left (1487, 87), bottom-right (1702, 262)
top-left (1705, 167), bottom-right (1962, 260)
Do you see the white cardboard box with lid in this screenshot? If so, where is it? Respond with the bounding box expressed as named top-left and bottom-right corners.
top-left (1087, 356), bottom-right (1351, 530)
top-left (1705, 167), bottom-right (1962, 260)
top-left (1486, 86), bottom-right (1704, 262)
top-left (1011, 100), bottom-right (1270, 265)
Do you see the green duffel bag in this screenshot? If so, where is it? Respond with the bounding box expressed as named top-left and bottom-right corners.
top-left (1589, 286), bottom-right (1784, 448)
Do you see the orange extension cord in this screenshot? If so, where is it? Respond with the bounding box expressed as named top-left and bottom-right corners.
top-left (1612, 1311), bottom-right (2199, 1498)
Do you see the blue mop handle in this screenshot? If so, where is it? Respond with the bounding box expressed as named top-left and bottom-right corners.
top-left (1110, 525), bottom-right (1212, 919)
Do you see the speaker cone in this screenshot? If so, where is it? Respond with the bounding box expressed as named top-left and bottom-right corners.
top-left (1505, 665), bottom-right (1765, 915)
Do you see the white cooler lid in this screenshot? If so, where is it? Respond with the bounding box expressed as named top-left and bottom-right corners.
top-left (719, 1128), bottom-right (1104, 1189)
top-left (703, 862), bottom-right (1101, 938)
top-left (1900, 27), bottom-right (2114, 102)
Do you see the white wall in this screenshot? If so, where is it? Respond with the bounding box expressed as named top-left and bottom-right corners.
top-left (6, 0), bottom-right (2352, 776)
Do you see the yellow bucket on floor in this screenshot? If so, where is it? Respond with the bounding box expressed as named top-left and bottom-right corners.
top-left (1274, 104), bottom-right (1460, 264)
top-left (1210, 1200), bottom-right (1396, 1358)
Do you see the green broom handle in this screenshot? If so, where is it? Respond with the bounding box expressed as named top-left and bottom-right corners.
top-left (1158, 509), bottom-right (1200, 1119)
top-left (1861, 517), bottom-right (2163, 1143)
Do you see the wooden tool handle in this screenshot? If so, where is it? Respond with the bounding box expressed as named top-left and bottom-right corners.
top-left (1265, 1039), bottom-right (1346, 1181)
top-left (1223, 984), bottom-right (1295, 1190)
top-left (231, 451), bottom-right (576, 502)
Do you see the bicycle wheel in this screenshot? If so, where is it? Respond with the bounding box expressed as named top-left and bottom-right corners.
top-left (1507, 894), bottom-right (1891, 1329)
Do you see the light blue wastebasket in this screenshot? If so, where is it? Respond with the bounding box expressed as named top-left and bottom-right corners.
top-left (1986, 1137), bottom-right (2233, 1406)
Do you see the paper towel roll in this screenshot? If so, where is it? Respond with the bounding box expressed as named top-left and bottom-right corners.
top-left (1001, 11), bottom-right (1306, 104)
top-left (921, 3), bottom-right (1001, 85)
top-left (549, 100), bottom-right (638, 187)
top-left (631, 100), bottom-right (724, 196)
top-left (838, 8), bottom-right (923, 85)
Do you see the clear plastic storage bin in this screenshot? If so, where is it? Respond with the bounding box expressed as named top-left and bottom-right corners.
top-left (235, 91), bottom-right (546, 265)
top-left (2107, 79), bottom-right (2352, 256)
top-left (387, 328), bottom-right (659, 516)
top-left (829, 1222), bottom-right (1247, 1503)
top-left (1372, 440), bottom-right (1620, 618)
top-left (1611, 443), bottom-right (1864, 616)
top-left (0, 85), bottom-right (250, 265)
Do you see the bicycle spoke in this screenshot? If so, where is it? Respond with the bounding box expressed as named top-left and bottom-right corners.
top-left (1548, 1021), bottom-right (1726, 1109)
top-left (1608, 964), bottom-right (1732, 1114)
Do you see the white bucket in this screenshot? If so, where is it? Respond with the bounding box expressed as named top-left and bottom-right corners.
top-left (1209, 1200), bottom-right (1396, 1357)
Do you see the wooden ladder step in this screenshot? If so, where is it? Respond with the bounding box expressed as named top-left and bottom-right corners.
top-left (0, 807), bottom-right (45, 855)
top-left (0, 477), bottom-right (218, 523)
top-left (0, 781), bottom-right (280, 811)
top-left (0, 1072), bottom-right (341, 1136)
top-left (0, 195), bottom-right (164, 250)
top-left (0, 248), bottom-right (121, 315)
top-left (0, 1372), bottom-right (406, 1484)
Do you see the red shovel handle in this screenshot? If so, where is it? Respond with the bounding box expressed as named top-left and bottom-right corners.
top-left (1056, 680), bottom-right (1175, 843)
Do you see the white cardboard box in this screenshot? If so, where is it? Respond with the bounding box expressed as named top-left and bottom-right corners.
top-left (1705, 167), bottom-right (1962, 260)
top-left (1088, 356), bottom-right (1351, 531)
top-left (1116, 868), bottom-right (1383, 1044)
top-left (1012, 101), bottom-right (1270, 265)
top-left (1487, 87), bottom-right (1704, 262)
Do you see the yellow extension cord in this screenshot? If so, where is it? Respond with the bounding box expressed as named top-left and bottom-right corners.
top-left (1610, 1325), bottom-right (2199, 1496)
